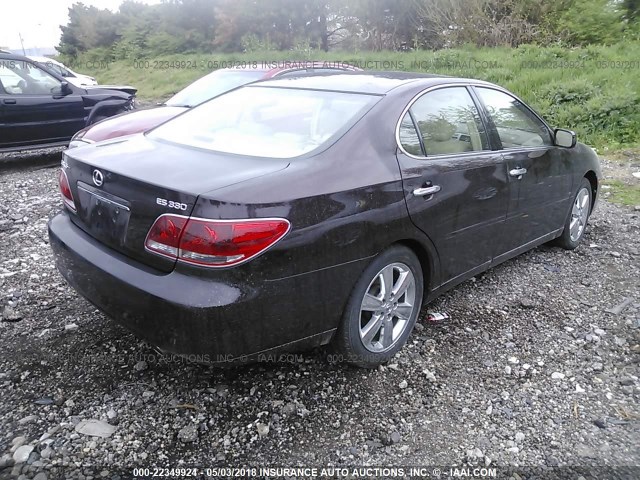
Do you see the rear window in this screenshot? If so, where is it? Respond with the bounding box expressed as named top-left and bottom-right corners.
top-left (150, 86), bottom-right (380, 158)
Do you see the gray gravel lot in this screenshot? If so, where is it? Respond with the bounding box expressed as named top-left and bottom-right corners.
top-left (0, 157), bottom-right (638, 480)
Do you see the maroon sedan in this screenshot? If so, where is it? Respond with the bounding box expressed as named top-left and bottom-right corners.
top-left (51, 73), bottom-right (599, 367)
top-left (69, 62), bottom-right (360, 147)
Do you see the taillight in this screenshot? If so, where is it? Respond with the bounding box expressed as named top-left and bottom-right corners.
top-left (59, 169), bottom-right (76, 212)
top-left (144, 215), bottom-right (290, 267)
top-left (145, 215), bottom-right (188, 259)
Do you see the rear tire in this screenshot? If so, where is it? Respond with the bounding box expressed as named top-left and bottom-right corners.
top-left (555, 178), bottom-right (592, 250)
top-left (331, 246), bottom-right (424, 368)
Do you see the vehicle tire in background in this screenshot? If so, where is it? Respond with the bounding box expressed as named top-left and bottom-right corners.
top-left (555, 178), bottom-right (592, 250)
top-left (89, 115), bottom-right (108, 125)
top-left (331, 245), bottom-right (424, 368)
top-left (89, 107), bottom-right (129, 125)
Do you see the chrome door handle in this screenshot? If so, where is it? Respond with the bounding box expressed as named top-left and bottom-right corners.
top-left (413, 185), bottom-right (441, 197)
top-left (509, 167), bottom-right (527, 178)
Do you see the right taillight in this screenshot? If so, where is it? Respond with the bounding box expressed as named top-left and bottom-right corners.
top-left (144, 214), bottom-right (290, 268)
top-left (59, 169), bottom-right (76, 212)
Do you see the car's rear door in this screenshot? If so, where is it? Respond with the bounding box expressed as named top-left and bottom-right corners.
top-left (0, 59), bottom-right (86, 148)
top-left (396, 86), bottom-right (510, 288)
top-left (473, 87), bottom-right (573, 259)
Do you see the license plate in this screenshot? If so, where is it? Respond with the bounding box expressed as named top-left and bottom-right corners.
top-left (77, 185), bottom-right (131, 247)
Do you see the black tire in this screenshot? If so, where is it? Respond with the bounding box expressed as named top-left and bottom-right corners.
top-left (554, 178), bottom-right (592, 250)
top-left (89, 107), bottom-right (128, 126)
top-left (89, 115), bottom-right (108, 125)
top-left (331, 245), bottom-right (424, 368)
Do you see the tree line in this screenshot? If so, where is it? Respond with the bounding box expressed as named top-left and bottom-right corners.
top-left (58, 0), bottom-right (640, 57)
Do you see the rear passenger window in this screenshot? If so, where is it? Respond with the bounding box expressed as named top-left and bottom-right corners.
top-left (476, 87), bottom-right (552, 148)
top-left (399, 87), bottom-right (489, 157)
top-left (398, 113), bottom-right (423, 156)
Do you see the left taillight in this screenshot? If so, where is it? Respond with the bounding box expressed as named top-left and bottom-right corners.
top-left (144, 214), bottom-right (290, 268)
top-left (59, 169), bottom-right (76, 212)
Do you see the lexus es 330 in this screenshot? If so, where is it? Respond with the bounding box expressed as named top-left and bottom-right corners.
top-left (49, 73), bottom-right (601, 367)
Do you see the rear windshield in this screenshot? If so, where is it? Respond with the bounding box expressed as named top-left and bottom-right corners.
top-left (150, 86), bottom-right (380, 158)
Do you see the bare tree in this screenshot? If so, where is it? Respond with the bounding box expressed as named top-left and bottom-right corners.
top-left (413, 0), bottom-right (543, 47)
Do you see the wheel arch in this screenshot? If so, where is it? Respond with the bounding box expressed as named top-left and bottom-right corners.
top-left (393, 238), bottom-right (436, 301)
top-left (584, 170), bottom-right (598, 210)
top-left (86, 99), bottom-right (128, 126)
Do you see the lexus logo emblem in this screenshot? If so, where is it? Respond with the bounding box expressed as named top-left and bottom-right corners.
top-left (92, 169), bottom-right (104, 187)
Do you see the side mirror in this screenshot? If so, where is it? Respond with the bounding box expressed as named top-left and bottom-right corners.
top-left (554, 128), bottom-right (576, 148)
top-left (61, 81), bottom-right (73, 95)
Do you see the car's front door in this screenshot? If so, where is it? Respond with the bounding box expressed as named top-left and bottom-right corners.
top-left (396, 86), bottom-right (510, 287)
top-left (473, 87), bottom-right (574, 259)
top-left (0, 59), bottom-right (86, 149)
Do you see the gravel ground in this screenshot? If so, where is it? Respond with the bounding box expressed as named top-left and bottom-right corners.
top-left (0, 150), bottom-right (66, 173)
top-left (0, 158), bottom-right (638, 480)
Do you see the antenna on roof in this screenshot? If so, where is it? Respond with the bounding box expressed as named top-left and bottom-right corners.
top-left (18, 33), bottom-right (26, 56)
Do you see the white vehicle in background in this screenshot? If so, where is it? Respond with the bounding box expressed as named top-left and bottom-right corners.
top-left (28, 56), bottom-right (98, 87)
top-left (28, 55), bottom-right (137, 99)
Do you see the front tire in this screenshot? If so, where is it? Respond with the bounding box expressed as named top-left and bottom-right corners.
top-left (89, 115), bottom-right (108, 125)
top-left (555, 178), bottom-right (592, 250)
top-left (332, 246), bottom-right (424, 368)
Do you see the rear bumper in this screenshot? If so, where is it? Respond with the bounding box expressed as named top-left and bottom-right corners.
top-left (48, 212), bottom-right (361, 362)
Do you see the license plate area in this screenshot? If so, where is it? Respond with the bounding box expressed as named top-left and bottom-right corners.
top-left (76, 182), bottom-right (131, 247)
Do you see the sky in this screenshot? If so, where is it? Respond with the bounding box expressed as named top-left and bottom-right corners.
top-left (0, 0), bottom-right (160, 50)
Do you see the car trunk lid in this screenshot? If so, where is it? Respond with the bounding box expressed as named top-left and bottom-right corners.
top-left (63, 134), bottom-right (289, 272)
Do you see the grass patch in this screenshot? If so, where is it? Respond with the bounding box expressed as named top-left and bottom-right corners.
top-left (604, 147), bottom-right (640, 164)
top-left (602, 180), bottom-right (640, 206)
top-left (61, 42), bottom-right (640, 150)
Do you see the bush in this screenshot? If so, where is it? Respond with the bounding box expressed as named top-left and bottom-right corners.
top-left (556, 0), bottom-right (626, 45)
top-left (539, 79), bottom-right (601, 106)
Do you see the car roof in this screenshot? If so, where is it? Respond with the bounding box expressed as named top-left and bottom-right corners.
top-left (213, 62), bottom-right (360, 78)
top-left (249, 71), bottom-right (498, 95)
top-left (260, 61), bottom-right (361, 78)
top-left (28, 56), bottom-right (61, 64)
top-left (0, 53), bottom-right (32, 62)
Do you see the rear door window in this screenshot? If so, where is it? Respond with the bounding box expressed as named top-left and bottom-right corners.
top-left (399, 87), bottom-right (489, 157)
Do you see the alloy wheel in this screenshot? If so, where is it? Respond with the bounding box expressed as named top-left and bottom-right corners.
top-left (359, 262), bottom-right (417, 353)
top-left (569, 187), bottom-right (590, 242)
